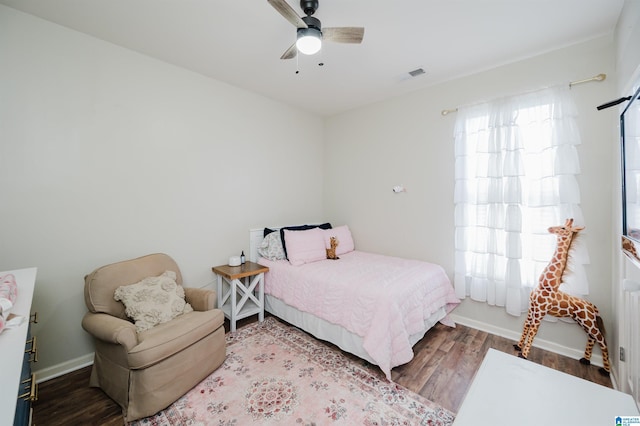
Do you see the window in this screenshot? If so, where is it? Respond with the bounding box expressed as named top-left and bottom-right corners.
top-left (453, 86), bottom-right (589, 316)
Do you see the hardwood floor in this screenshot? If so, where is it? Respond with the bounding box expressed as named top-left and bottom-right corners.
top-left (393, 323), bottom-right (612, 413)
top-left (32, 318), bottom-right (612, 425)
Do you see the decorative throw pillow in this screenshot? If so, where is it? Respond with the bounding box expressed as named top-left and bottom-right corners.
top-left (323, 225), bottom-right (355, 255)
top-left (258, 231), bottom-right (286, 261)
top-left (284, 227), bottom-right (327, 266)
top-left (114, 270), bottom-right (193, 332)
top-left (279, 223), bottom-right (332, 259)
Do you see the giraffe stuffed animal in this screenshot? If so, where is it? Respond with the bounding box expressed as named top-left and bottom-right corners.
top-left (514, 218), bottom-right (611, 376)
top-left (326, 236), bottom-right (340, 260)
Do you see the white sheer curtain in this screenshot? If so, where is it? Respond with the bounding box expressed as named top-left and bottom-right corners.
top-left (453, 86), bottom-right (590, 316)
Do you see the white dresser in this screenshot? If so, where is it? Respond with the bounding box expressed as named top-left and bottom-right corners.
top-left (0, 268), bottom-right (37, 426)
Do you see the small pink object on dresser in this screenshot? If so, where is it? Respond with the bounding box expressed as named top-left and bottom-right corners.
top-left (0, 273), bottom-right (18, 333)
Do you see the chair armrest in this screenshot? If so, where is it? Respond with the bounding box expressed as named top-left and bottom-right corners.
top-left (81, 312), bottom-right (138, 351)
top-left (184, 287), bottom-right (216, 311)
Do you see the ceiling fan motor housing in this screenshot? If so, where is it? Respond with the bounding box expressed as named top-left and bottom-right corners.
top-left (302, 16), bottom-right (321, 31)
top-left (300, 0), bottom-right (319, 16)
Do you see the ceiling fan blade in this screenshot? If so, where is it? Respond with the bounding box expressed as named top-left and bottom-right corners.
top-left (323, 27), bottom-right (365, 44)
top-left (267, 0), bottom-right (307, 28)
top-left (280, 42), bottom-right (297, 60)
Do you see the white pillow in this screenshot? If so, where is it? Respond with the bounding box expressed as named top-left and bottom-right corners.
top-left (284, 228), bottom-right (327, 266)
top-left (258, 232), bottom-right (286, 261)
top-left (323, 225), bottom-right (355, 255)
top-left (114, 270), bottom-right (193, 332)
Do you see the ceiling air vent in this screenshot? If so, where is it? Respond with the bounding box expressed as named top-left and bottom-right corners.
top-left (408, 68), bottom-right (426, 77)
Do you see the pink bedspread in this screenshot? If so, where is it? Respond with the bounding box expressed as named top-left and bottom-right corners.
top-left (259, 251), bottom-right (460, 380)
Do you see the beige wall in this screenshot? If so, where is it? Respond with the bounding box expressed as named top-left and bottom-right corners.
top-left (613, 0), bottom-right (640, 392)
top-left (325, 35), bottom-right (617, 364)
top-left (0, 5), bottom-right (324, 377)
top-left (615, 0), bottom-right (640, 89)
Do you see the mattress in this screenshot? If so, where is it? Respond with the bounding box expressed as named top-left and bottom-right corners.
top-left (258, 250), bottom-right (460, 379)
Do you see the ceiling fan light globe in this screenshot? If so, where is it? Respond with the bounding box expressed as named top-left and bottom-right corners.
top-left (296, 28), bottom-right (322, 55)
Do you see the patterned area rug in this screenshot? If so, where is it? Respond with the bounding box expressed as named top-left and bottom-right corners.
top-left (131, 317), bottom-right (454, 425)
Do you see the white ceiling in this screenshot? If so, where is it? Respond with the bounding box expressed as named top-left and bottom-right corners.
top-left (0, 0), bottom-right (624, 116)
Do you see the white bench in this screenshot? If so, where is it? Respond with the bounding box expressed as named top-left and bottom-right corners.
top-left (454, 348), bottom-right (639, 425)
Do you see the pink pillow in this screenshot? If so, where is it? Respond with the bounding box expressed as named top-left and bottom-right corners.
top-left (284, 228), bottom-right (327, 266)
top-left (323, 225), bottom-right (355, 255)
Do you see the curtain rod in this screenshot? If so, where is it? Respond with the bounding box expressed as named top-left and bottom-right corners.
top-left (440, 73), bottom-right (607, 116)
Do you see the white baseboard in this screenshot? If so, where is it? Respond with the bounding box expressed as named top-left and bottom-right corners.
top-left (33, 353), bottom-right (94, 383)
top-left (449, 313), bottom-right (604, 368)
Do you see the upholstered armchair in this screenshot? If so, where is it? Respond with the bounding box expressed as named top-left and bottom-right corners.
top-left (82, 253), bottom-right (226, 422)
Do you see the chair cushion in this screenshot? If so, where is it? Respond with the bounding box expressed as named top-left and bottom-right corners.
top-left (114, 270), bottom-right (193, 332)
top-left (128, 308), bottom-right (224, 370)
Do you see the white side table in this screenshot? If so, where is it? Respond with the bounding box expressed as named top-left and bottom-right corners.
top-left (212, 261), bottom-right (269, 332)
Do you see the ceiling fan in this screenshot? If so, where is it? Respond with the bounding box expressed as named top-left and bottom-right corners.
top-left (267, 0), bottom-right (364, 59)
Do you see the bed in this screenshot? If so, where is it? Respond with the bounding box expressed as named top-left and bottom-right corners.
top-left (249, 224), bottom-right (460, 381)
